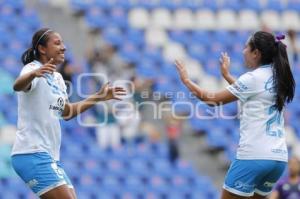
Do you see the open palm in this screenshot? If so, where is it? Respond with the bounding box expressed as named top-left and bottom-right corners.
top-left (174, 60), bottom-right (189, 83)
top-left (97, 82), bottom-right (127, 101)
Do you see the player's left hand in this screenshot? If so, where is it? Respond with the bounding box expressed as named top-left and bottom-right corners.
top-left (219, 52), bottom-right (231, 77)
top-left (97, 82), bottom-right (127, 101)
top-left (174, 60), bottom-right (189, 83)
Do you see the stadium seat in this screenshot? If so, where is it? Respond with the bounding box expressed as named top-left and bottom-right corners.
top-left (238, 10), bottom-right (260, 30)
top-left (128, 8), bottom-right (150, 29)
top-left (84, 7), bottom-right (109, 30)
top-left (264, 0), bottom-right (285, 11)
top-left (150, 8), bottom-right (172, 29)
top-left (287, 0), bottom-right (300, 11)
top-left (145, 28), bottom-right (169, 47)
top-left (282, 11), bottom-right (300, 30)
top-left (162, 42), bottom-right (186, 62)
top-left (173, 9), bottom-right (195, 30)
top-left (109, 7), bottom-right (128, 28)
top-left (195, 9), bottom-right (216, 30)
top-left (216, 10), bottom-right (238, 30)
top-left (260, 10), bottom-right (282, 31)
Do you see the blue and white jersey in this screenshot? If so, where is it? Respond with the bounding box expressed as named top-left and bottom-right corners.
top-left (226, 65), bottom-right (288, 162)
top-left (12, 60), bottom-right (68, 161)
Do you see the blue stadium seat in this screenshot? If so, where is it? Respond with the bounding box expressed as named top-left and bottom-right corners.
top-left (125, 29), bottom-right (145, 48)
top-left (20, 9), bottom-right (41, 30)
top-left (287, 0), bottom-right (300, 11)
top-left (70, 0), bottom-right (91, 13)
top-left (109, 7), bottom-right (128, 28)
top-left (206, 127), bottom-right (229, 149)
top-left (187, 43), bottom-right (208, 63)
top-left (264, 0), bottom-right (285, 11)
top-left (190, 31), bottom-right (211, 46)
top-left (84, 7), bottom-right (109, 29)
top-left (169, 30), bottom-right (190, 46)
top-left (6, 0), bottom-right (24, 12)
top-left (136, 59), bottom-right (159, 79)
top-left (100, 175), bottom-right (122, 193)
top-left (151, 159), bottom-right (173, 177)
top-left (124, 175), bottom-right (146, 193)
top-left (201, 0), bottom-right (218, 11)
top-left (148, 175), bottom-right (169, 194)
top-left (105, 159), bottom-right (125, 176)
top-left (118, 41), bottom-right (141, 64)
top-left (0, 191), bottom-right (19, 199)
top-left (220, 0), bottom-right (241, 11)
top-left (240, 0), bottom-right (261, 11)
top-left (102, 26), bottom-right (124, 47)
top-left (127, 158), bottom-right (150, 176)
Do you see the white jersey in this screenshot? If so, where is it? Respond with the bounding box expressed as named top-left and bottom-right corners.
top-left (12, 60), bottom-right (68, 161)
top-left (226, 65), bottom-right (288, 162)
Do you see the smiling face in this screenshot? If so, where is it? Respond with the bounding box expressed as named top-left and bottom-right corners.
top-left (38, 32), bottom-right (66, 65)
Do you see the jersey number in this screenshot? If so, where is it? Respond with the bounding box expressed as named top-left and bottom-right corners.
top-left (266, 106), bottom-right (283, 138)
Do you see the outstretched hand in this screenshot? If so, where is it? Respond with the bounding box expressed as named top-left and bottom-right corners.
top-left (97, 82), bottom-right (127, 101)
top-left (219, 52), bottom-right (231, 77)
top-left (174, 59), bottom-right (189, 84)
top-left (34, 58), bottom-right (56, 77)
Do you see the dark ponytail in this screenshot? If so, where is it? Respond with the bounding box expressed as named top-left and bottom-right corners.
top-left (21, 47), bottom-right (35, 65)
top-left (249, 31), bottom-right (295, 112)
top-left (21, 28), bottom-right (54, 65)
top-left (272, 41), bottom-right (295, 112)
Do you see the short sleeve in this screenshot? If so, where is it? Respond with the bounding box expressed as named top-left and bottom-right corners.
top-left (226, 72), bottom-right (258, 102)
top-left (19, 63), bottom-right (39, 92)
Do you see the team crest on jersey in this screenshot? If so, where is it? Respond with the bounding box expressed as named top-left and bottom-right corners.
top-left (49, 97), bottom-right (65, 115)
top-left (57, 97), bottom-right (64, 108)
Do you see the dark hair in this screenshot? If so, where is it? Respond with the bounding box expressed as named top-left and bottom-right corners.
top-left (249, 31), bottom-right (295, 112)
top-left (21, 28), bottom-right (54, 65)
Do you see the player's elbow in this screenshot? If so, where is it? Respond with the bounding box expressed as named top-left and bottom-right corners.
top-left (207, 103), bottom-right (216, 107)
top-left (62, 103), bottom-right (74, 121)
top-left (13, 84), bottom-right (18, 92)
top-left (13, 83), bottom-right (23, 92)
top-left (203, 99), bottom-right (220, 107)
top-left (13, 82), bottom-right (22, 92)
top-left (63, 117), bottom-right (72, 121)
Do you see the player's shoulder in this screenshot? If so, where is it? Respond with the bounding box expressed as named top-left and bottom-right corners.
top-left (23, 61), bottom-right (41, 70)
top-left (243, 65), bottom-right (271, 80)
top-left (53, 71), bottom-right (64, 79)
top-left (20, 61), bottom-right (41, 76)
top-left (253, 65), bottom-right (272, 75)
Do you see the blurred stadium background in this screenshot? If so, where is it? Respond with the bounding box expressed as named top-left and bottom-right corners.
top-left (0, 0), bottom-right (300, 198)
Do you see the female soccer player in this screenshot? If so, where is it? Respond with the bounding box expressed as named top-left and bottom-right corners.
top-left (11, 28), bottom-right (126, 199)
top-left (175, 31), bottom-right (295, 199)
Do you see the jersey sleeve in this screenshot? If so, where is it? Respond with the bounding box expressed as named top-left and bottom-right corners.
top-left (19, 63), bottom-right (39, 92)
top-left (226, 72), bottom-right (259, 102)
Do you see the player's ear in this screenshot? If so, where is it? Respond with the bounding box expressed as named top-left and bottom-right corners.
top-left (38, 45), bottom-right (46, 55)
top-left (253, 49), bottom-right (261, 60)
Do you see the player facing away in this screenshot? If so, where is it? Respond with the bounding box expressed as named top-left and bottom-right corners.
top-left (175, 31), bottom-right (295, 199)
top-left (11, 28), bottom-right (126, 199)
